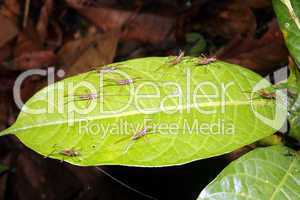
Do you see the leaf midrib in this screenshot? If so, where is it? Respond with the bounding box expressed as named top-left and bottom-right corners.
top-left (4, 99), bottom-right (271, 134)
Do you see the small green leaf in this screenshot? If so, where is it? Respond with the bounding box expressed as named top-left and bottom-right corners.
top-left (0, 164), bottom-right (8, 174)
top-left (289, 96), bottom-right (300, 140)
top-left (287, 59), bottom-right (300, 94)
top-left (273, 0), bottom-right (300, 68)
top-left (185, 33), bottom-right (207, 56)
top-left (287, 63), bottom-right (300, 140)
top-left (198, 145), bottom-right (300, 200)
top-left (0, 57), bottom-right (284, 167)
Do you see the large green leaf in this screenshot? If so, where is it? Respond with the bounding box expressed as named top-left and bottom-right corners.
top-left (0, 57), bottom-right (283, 167)
top-left (198, 145), bottom-right (300, 200)
top-left (273, 0), bottom-right (300, 68)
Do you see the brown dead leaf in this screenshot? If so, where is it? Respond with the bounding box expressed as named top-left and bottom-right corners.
top-left (0, 14), bottom-right (18, 48)
top-left (218, 19), bottom-right (288, 74)
top-left (45, 21), bottom-right (63, 49)
top-left (57, 33), bottom-right (99, 66)
top-left (0, 43), bottom-right (12, 64)
top-left (65, 0), bottom-right (175, 43)
top-left (13, 73), bottom-right (48, 104)
top-left (10, 21), bottom-right (57, 70)
top-left (58, 30), bottom-right (119, 76)
top-left (14, 50), bottom-right (57, 70)
top-left (0, 0), bottom-right (20, 23)
top-left (14, 22), bottom-right (42, 57)
top-left (36, 0), bottom-right (53, 43)
top-left (200, 0), bottom-right (256, 39)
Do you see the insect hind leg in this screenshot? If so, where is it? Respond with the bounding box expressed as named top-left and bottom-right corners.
top-left (123, 140), bottom-right (134, 154)
top-left (123, 130), bottom-right (155, 154)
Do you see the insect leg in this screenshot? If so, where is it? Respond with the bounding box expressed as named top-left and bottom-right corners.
top-left (123, 130), bottom-right (155, 153)
top-left (85, 99), bottom-right (92, 109)
top-left (124, 140), bottom-right (134, 154)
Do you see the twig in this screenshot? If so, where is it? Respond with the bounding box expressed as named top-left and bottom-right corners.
top-left (23, 0), bottom-right (30, 28)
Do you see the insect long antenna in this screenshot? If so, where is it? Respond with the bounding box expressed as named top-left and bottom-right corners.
top-left (94, 167), bottom-right (158, 200)
top-left (64, 97), bottom-right (90, 105)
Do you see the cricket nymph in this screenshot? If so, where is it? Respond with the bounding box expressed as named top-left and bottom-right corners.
top-left (131, 127), bottom-right (149, 140)
top-left (198, 54), bottom-right (217, 65)
top-left (59, 148), bottom-right (81, 157)
top-left (117, 78), bottom-right (135, 85)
